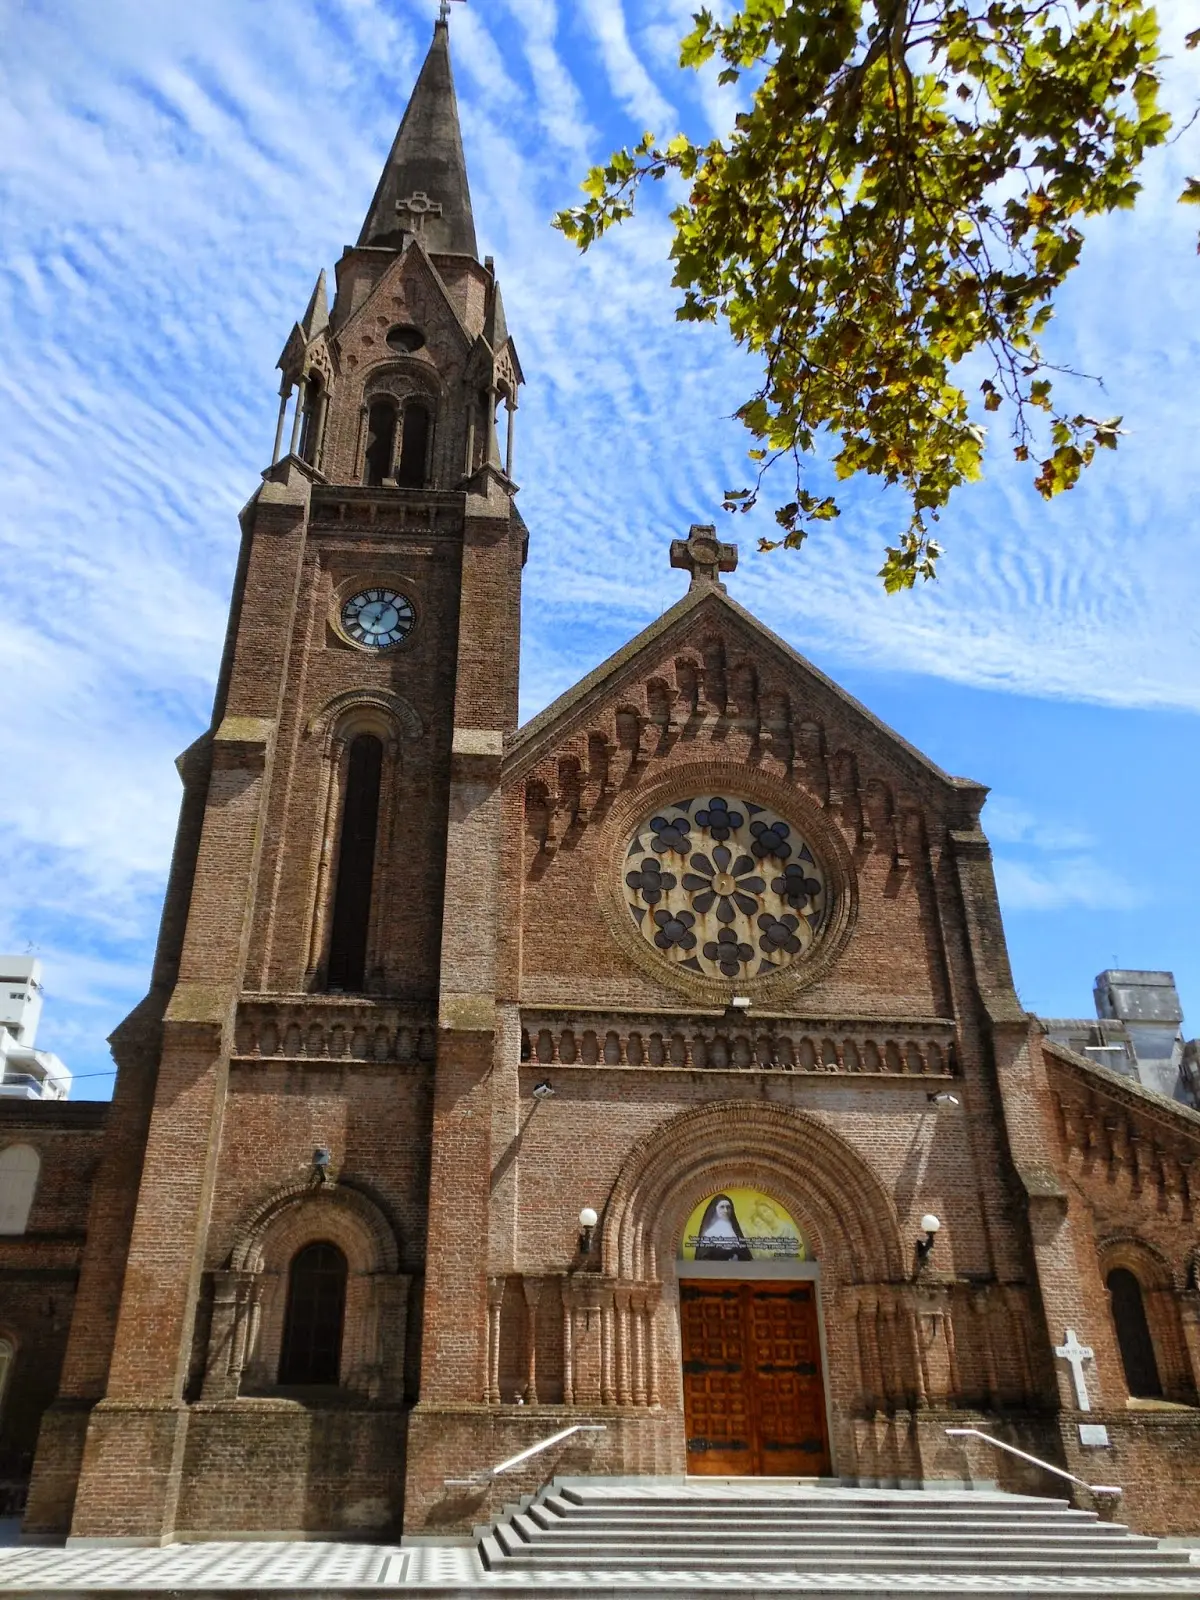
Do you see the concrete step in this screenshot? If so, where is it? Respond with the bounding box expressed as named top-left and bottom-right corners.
top-left (540, 1496), bottom-right (1097, 1517)
top-left (529, 1509), bottom-right (1118, 1532)
top-left (480, 1478), bottom-right (1193, 1587)
top-left (493, 1526), bottom-right (1189, 1569)
top-left (556, 1484), bottom-right (1068, 1500)
top-left (549, 1494), bottom-right (1087, 1514)
top-left (490, 1556), bottom-right (1192, 1577)
top-left (513, 1526), bottom-right (1158, 1550)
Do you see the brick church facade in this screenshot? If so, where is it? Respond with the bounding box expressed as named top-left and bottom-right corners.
top-left (7, 16), bottom-right (1200, 1545)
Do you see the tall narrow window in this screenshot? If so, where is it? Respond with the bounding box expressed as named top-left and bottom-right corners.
top-left (278, 1242), bottom-right (347, 1386)
top-left (1107, 1266), bottom-right (1162, 1397)
top-left (0, 1145), bottom-right (40, 1235)
top-left (396, 400), bottom-right (430, 488)
top-left (299, 373), bottom-right (324, 465)
top-left (363, 400), bottom-right (397, 486)
top-left (327, 734), bottom-right (383, 991)
top-left (0, 1338), bottom-right (12, 1422)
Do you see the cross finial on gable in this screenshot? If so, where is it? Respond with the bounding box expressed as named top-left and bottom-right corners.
top-left (438, 0), bottom-right (465, 23)
top-left (670, 524), bottom-right (739, 591)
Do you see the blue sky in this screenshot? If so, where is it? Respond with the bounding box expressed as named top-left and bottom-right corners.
top-left (2, 0), bottom-right (1198, 1098)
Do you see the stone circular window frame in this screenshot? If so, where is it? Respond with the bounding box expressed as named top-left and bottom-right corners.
top-left (385, 323), bottom-right (426, 353)
top-left (329, 573), bottom-right (421, 657)
top-left (597, 761), bottom-right (857, 1005)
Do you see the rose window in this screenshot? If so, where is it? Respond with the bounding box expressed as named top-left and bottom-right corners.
top-left (623, 795), bottom-right (829, 982)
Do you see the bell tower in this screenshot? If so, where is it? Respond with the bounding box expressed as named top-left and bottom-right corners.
top-left (28, 14), bottom-right (527, 1544)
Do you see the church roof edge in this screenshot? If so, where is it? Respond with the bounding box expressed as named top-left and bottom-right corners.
top-left (1042, 1034), bottom-right (1200, 1139)
top-left (506, 577), bottom-right (964, 794)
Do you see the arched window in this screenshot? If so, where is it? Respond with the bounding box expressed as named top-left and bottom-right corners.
top-left (1107, 1266), bottom-right (1162, 1398)
top-left (299, 373), bottom-right (324, 465)
top-left (279, 1241), bottom-right (347, 1386)
top-left (396, 400), bottom-right (430, 488)
top-left (363, 400), bottom-right (397, 486)
top-left (327, 734), bottom-right (383, 991)
top-left (0, 1145), bottom-right (40, 1235)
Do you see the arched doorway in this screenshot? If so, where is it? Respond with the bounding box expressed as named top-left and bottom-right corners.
top-left (678, 1187), bottom-right (829, 1475)
top-left (602, 1101), bottom-right (906, 1481)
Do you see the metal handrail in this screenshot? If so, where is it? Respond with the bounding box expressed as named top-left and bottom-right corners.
top-left (444, 1423), bottom-right (606, 1488)
top-left (945, 1427), bottom-right (1121, 1497)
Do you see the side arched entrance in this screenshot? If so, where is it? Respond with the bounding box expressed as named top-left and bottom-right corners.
top-left (604, 1101), bottom-right (905, 1478)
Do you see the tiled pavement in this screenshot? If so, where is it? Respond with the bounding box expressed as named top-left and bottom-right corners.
top-left (1, 1541), bottom-right (1200, 1593)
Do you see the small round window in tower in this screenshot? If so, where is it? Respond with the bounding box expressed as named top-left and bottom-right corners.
top-left (622, 795), bottom-right (830, 982)
top-left (386, 324), bottom-right (426, 353)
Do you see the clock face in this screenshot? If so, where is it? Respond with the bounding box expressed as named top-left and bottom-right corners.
top-left (340, 587), bottom-right (415, 651)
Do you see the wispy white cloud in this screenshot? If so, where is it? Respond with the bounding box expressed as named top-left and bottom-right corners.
top-left (987, 794), bottom-right (1143, 914)
top-left (993, 856), bottom-right (1143, 914)
top-left (983, 797), bottom-right (1095, 854)
top-left (577, 0), bottom-right (677, 132)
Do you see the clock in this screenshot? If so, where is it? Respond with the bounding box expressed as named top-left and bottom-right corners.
top-left (340, 587), bottom-right (415, 650)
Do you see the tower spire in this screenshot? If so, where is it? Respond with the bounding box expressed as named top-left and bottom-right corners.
top-left (357, 19), bottom-right (477, 258)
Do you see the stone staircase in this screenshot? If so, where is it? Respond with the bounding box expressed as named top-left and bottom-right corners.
top-left (478, 1478), bottom-right (1199, 1591)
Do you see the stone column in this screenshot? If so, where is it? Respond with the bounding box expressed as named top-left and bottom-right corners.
top-left (522, 1278), bottom-right (543, 1405)
top-left (272, 385), bottom-right (291, 464)
top-left (1177, 1291), bottom-right (1200, 1403)
top-left (615, 1286), bottom-right (632, 1406)
top-left (486, 1276), bottom-right (504, 1405)
top-left (201, 1270), bottom-right (256, 1401)
top-left (288, 384), bottom-right (304, 457)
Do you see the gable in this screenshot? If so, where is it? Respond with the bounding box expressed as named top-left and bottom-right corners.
top-left (333, 243), bottom-right (472, 381)
top-left (505, 581), bottom-right (984, 1017)
top-left (507, 582), bottom-right (979, 820)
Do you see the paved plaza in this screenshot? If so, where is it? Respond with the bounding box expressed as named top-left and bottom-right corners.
top-left (0, 1540), bottom-right (1198, 1594)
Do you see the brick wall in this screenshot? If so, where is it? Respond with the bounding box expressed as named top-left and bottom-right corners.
top-left (0, 1101), bottom-right (105, 1512)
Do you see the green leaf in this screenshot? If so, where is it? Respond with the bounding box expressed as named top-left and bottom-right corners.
top-left (553, 0), bottom-right (1170, 590)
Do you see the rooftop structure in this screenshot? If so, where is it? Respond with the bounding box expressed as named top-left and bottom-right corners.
top-left (1042, 968), bottom-right (1197, 1106)
top-left (0, 957), bottom-right (71, 1101)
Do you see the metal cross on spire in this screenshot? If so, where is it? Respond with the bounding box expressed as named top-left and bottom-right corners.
top-left (439, 0), bottom-right (465, 22)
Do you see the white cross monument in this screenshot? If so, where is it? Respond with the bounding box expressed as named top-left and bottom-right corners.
top-left (1054, 1327), bottom-right (1095, 1411)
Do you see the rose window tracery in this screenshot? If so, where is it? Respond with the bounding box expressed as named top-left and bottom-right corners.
top-left (623, 795), bottom-right (829, 982)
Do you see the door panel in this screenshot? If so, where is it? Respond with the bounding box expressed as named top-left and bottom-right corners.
top-left (681, 1280), bottom-right (830, 1476)
top-left (748, 1283), bottom-right (830, 1474)
top-left (679, 1284), bottom-right (754, 1474)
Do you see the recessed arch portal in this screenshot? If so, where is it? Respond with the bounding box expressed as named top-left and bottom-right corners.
top-left (601, 1103), bottom-right (900, 1479)
top-left (602, 1101), bottom-right (904, 1286)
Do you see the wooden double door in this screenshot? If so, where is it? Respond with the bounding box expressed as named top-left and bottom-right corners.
top-left (680, 1279), bottom-right (830, 1475)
